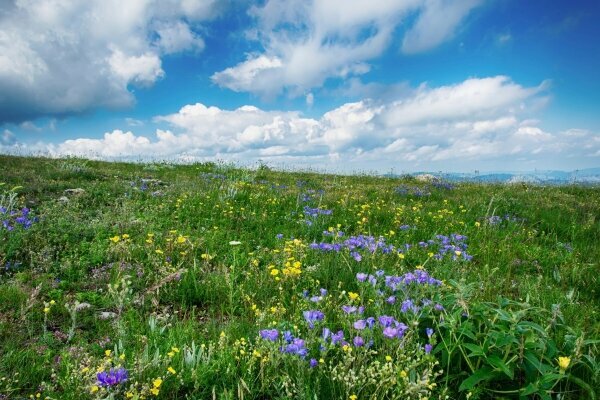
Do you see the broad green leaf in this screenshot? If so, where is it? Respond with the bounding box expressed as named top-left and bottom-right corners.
top-left (487, 355), bottom-right (514, 379)
top-left (459, 366), bottom-right (495, 392)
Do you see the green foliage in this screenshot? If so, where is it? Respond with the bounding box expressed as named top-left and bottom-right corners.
top-left (0, 154), bottom-right (598, 399)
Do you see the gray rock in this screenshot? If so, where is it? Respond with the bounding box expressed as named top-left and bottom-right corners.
top-left (64, 188), bottom-right (86, 195)
top-left (98, 311), bottom-right (117, 320)
top-left (58, 196), bottom-right (69, 203)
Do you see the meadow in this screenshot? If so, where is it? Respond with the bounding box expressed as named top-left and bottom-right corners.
top-left (0, 154), bottom-right (598, 399)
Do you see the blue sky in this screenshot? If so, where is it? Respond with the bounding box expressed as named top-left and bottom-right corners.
top-left (1, 0), bottom-right (599, 173)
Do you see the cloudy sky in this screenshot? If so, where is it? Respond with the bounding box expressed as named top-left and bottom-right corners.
top-left (1, 0), bottom-right (599, 173)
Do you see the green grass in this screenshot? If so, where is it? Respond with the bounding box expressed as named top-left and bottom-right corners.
top-left (0, 154), bottom-right (598, 399)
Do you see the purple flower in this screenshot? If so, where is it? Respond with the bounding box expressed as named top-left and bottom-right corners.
top-left (366, 317), bottom-right (376, 328)
top-left (303, 310), bottom-right (325, 328)
top-left (259, 329), bottom-right (279, 341)
top-left (350, 251), bottom-right (362, 262)
top-left (322, 327), bottom-right (331, 341)
top-left (356, 273), bottom-right (368, 282)
top-left (283, 330), bottom-right (294, 343)
top-left (386, 296), bottom-right (396, 304)
top-left (353, 336), bottom-right (365, 347)
top-left (424, 344), bottom-right (433, 354)
top-left (282, 338), bottom-right (308, 358)
top-left (401, 299), bottom-right (419, 314)
top-left (320, 288), bottom-right (328, 296)
top-left (331, 330), bottom-right (344, 345)
top-left (383, 322), bottom-right (408, 339)
top-left (276, 233), bottom-right (284, 239)
top-left (342, 305), bottom-right (357, 314)
top-left (378, 315), bottom-right (395, 327)
top-left (426, 328), bottom-right (434, 338)
top-left (434, 303), bottom-right (445, 311)
top-left (382, 327), bottom-right (399, 339)
top-left (309, 358), bottom-right (318, 368)
top-left (353, 320), bottom-right (366, 330)
top-left (97, 368), bottom-right (128, 387)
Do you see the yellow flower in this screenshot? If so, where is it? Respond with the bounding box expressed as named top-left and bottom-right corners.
top-left (348, 292), bottom-right (359, 301)
top-left (558, 356), bottom-right (571, 371)
top-left (400, 370), bottom-right (407, 378)
top-left (90, 385), bottom-right (99, 393)
top-left (167, 366), bottom-right (176, 375)
top-left (349, 395), bottom-right (358, 400)
top-left (167, 351), bottom-right (175, 357)
top-left (176, 235), bottom-right (186, 244)
top-left (475, 221), bottom-right (481, 227)
top-left (104, 350), bottom-right (111, 357)
top-left (43, 307), bottom-right (50, 313)
top-left (110, 235), bottom-right (120, 243)
top-left (122, 234), bottom-right (130, 239)
top-left (155, 249), bottom-right (164, 254)
top-left (153, 378), bottom-right (163, 388)
top-left (119, 353), bottom-right (126, 360)
top-left (385, 355), bottom-right (392, 362)
top-left (126, 392), bottom-right (134, 398)
top-left (81, 367), bottom-right (89, 373)
top-left (270, 269), bottom-right (280, 276)
top-left (49, 300), bottom-right (56, 305)
top-left (150, 388), bottom-right (160, 396)
top-left (171, 347), bottom-right (179, 353)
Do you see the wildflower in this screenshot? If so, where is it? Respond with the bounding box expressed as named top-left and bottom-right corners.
top-left (43, 307), bottom-right (50, 313)
top-left (350, 251), bottom-right (362, 262)
top-left (97, 367), bottom-right (128, 386)
top-left (353, 336), bottom-right (365, 347)
top-left (153, 378), bottom-right (163, 388)
top-left (303, 310), bottom-right (325, 328)
top-left (426, 328), bottom-right (434, 338)
top-left (558, 356), bottom-right (571, 372)
top-left (309, 358), bottom-right (318, 368)
top-left (167, 366), bottom-right (176, 375)
top-left (385, 355), bottom-right (392, 362)
top-left (110, 236), bottom-right (120, 243)
top-left (353, 320), bottom-right (366, 330)
top-left (259, 329), bottom-right (279, 341)
top-left (349, 395), bottom-right (358, 400)
top-left (424, 344), bottom-right (433, 354)
top-left (356, 273), bottom-right (368, 282)
top-left (342, 305), bottom-right (357, 314)
top-left (150, 388), bottom-right (160, 396)
top-left (90, 385), bottom-right (99, 393)
top-left (348, 292), bottom-right (360, 301)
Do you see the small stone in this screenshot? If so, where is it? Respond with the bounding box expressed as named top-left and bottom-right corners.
top-left (98, 311), bottom-right (117, 320)
top-left (58, 196), bottom-right (69, 203)
top-left (64, 188), bottom-right (86, 195)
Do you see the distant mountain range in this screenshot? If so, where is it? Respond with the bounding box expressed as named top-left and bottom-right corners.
top-left (386, 168), bottom-right (600, 184)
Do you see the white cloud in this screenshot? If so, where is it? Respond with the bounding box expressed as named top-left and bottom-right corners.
top-left (154, 20), bottom-right (205, 54)
top-left (212, 0), bottom-right (484, 97)
top-left (108, 50), bottom-right (164, 87)
top-left (0, 0), bottom-right (220, 123)
top-left (1, 129), bottom-right (16, 145)
top-left (401, 0), bottom-right (482, 54)
top-left (23, 76), bottom-right (600, 171)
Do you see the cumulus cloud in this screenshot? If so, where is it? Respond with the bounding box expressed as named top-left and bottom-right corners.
top-left (35, 75), bottom-right (599, 171)
top-left (212, 0), bottom-right (483, 97)
top-left (0, 0), bottom-right (221, 123)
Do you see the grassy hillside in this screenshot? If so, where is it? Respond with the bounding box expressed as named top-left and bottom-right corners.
top-left (0, 155), bottom-right (598, 399)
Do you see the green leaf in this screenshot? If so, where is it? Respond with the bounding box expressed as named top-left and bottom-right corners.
top-left (487, 355), bottom-right (514, 379)
top-left (459, 366), bottom-right (495, 392)
top-left (463, 343), bottom-right (485, 357)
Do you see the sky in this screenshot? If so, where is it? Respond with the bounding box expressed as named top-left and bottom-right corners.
top-left (1, 0), bottom-right (599, 173)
